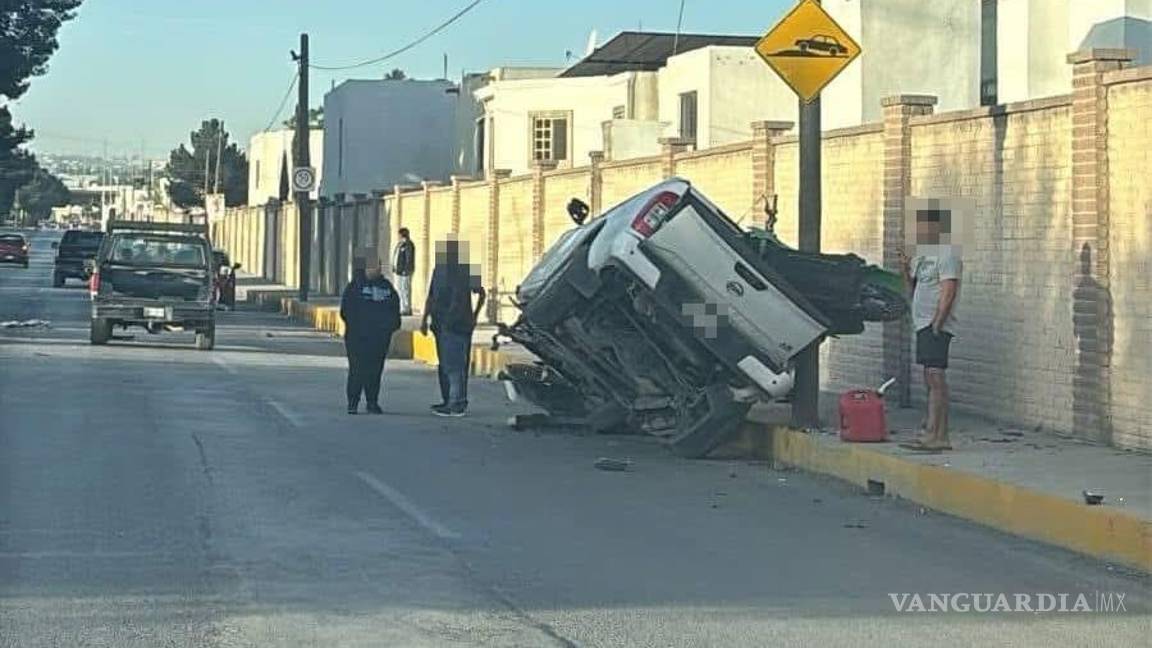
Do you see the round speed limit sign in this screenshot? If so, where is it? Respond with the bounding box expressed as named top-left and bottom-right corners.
top-left (292, 166), bottom-right (316, 193)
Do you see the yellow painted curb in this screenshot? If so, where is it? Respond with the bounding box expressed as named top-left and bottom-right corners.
top-left (765, 425), bottom-right (1152, 572)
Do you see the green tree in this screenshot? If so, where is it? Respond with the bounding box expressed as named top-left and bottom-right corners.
top-left (166, 119), bottom-right (249, 208)
top-left (384, 68), bottom-right (407, 80)
top-left (0, 0), bottom-right (83, 218)
top-left (282, 106), bottom-right (323, 129)
top-left (15, 163), bottom-right (69, 221)
top-left (0, 106), bottom-right (36, 218)
top-left (0, 0), bottom-right (83, 100)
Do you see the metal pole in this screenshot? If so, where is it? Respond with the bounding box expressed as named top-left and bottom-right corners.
top-left (792, 93), bottom-right (822, 428)
top-left (294, 33), bottom-right (312, 302)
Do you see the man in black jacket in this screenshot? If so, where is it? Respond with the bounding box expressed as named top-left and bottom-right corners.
top-left (340, 253), bottom-right (401, 415)
top-left (393, 228), bottom-right (416, 316)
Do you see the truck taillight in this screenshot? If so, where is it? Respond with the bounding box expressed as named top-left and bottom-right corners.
top-left (89, 271), bottom-right (100, 296)
top-left (630, 191), bottom-right (681, 238)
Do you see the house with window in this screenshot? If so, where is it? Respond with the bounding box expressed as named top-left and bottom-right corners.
top-left (247, 128), bottom-right (323, 206)
top-left (820, 0), bottom-right (1151, 130)
top-left (319, 79), bottom-right (457, 198)
top-left (470, 32), bottom-right (801, 176)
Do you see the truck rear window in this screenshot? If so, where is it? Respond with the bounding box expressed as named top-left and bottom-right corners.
top-left (108, 235), bottom-right (207, 267)
top-left (61, 231), bottom-right (103, 247)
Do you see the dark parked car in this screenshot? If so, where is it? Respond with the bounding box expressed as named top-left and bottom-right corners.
top-left (795, 34), bottom-right (848, 56)
top-left (53, 229), bottom-right (105, 286)
top-left (0, 233), bottom-right (29, 268)
top-left (212, 249), bottom-right (241, 309)
top-left (89, 221), bottom-right (217, 350)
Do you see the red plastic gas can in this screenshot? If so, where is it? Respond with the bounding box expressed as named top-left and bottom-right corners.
top-left (839, 390), bottom-right (888, 442)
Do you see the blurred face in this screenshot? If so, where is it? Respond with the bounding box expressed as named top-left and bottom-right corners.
top-left (916, 219), bottom-right (941, 245)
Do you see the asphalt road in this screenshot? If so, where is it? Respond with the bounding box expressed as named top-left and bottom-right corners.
top-left (1, 229), bottom-right (1149, 647)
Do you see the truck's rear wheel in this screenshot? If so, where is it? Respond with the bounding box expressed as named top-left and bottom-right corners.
top-left (89, 318), bottom-right (111, 345)
top-left (195, 324), bottom-right (216, 351)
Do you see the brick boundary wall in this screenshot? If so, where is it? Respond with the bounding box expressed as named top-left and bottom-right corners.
top-left (225, 50), bottom-right (1150, 449)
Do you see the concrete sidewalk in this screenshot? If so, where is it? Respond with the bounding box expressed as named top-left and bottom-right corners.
top-left (261, 292), bottom-right (1152, 572)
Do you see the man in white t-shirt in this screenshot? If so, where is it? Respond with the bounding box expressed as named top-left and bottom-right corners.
top-left (899, 209), bottom-right (962, 452)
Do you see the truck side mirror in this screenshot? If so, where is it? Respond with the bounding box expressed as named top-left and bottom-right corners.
top-left (567, 198), bottom-right (590, 226)
top-left (233, 262), bottom-right (242, 270)
top-left (51, 242), bottom-right (59, 249)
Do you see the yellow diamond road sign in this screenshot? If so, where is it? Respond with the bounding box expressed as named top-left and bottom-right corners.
top-left (755, 0), bottom-right (861, 103)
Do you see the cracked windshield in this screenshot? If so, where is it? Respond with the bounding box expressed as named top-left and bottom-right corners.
top-left (1, 0), bottom-right (1149, 646)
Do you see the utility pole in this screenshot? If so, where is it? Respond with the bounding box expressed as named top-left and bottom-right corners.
top-left (792, 76), bottom-right (822, 428)
top-left (293, 33), bottom-right (312, 302)
top-left (213, 120), bottom-right (224, 194)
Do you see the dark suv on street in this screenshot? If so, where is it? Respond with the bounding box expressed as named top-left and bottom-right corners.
top-left (53, 229), bottom-right (104, 286)
top-left (89, 221), bottom-right (217, 350)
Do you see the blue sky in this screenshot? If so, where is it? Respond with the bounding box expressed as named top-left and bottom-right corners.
top-left (12, 0), bottom-right (793, 158)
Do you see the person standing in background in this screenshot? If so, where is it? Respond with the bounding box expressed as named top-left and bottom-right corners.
top-left (393, 228), bottom-right (416, 316)
top-left (340, 253), bottom-right (401, 415)
top-left (420, 238), bottom-right (486, 418)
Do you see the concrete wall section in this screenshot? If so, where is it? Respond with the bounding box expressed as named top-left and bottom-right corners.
top-left (1106, 71), bottom-right (1152, 449)
top-left (320, 79), bottom-right (457, 198)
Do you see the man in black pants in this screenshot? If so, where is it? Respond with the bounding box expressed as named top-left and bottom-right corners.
top-left (340, 254), bottom-right (401, 414)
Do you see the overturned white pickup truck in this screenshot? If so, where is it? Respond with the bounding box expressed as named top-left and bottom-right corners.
top-left (494, 179), bottom-right (905, 458)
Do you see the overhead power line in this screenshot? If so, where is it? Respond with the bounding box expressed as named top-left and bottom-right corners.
top-left (308, 0), bottom-right (487, 71)
top-left (263, 72), bottom-right (300, 132)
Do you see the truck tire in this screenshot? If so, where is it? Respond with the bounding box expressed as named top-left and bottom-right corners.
top-left (89, 318), bottom-right (111, 345)
top-left (52, 272), bottom-right (64, 288)
top-left (666, 385), bottom-right (752, 459)
top-left (195, 324), bottom-right (216, 351)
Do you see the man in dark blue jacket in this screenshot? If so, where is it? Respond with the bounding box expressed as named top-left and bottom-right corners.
top-left (420, 239), bottom-right (485, 417)
top-left (340, 254), bottom-right (401, 414)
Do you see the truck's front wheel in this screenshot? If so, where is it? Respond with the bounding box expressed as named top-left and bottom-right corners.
top-left (89, 318), bottom-right (111, 345)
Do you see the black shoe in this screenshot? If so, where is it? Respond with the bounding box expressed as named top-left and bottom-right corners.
top-left (429, 402), bottom-right (447, 411)
top-left (347, 405), bottom-right (359, 415)
top-left (434, 404), bottom-right (466, 418)
top-left (366, 404), bottom-right (384, 415)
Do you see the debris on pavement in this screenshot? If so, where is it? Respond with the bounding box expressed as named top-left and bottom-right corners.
top-left (594, 457), bottom-right (633, 472)
top-left (1082, 490), bottom-right (1105, 505)
top-left (0, 319), bottom-right (51, 329)
top-left (843, 521), bottom-right (869, 529)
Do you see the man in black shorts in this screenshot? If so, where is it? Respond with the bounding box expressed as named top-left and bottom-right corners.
top-left (900, 210), bottom-right (962, 451)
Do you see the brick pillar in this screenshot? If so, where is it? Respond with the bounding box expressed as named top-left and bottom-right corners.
top-left (588, 151), bottom-right (605, 215)
top-left (1068, 48), bottom-right (1131, 442)
top-left (881, 94), bottom-right (937, 408)
top-left (450, 175), bottom-right (471, 234)
top-left (421, 181), bottom-right (440, 287)
top-left (531, 160), bottom-right (559, 258)
top-left (658, 136), bottom-right (693, 178)
top-left (486, 169), bottom-right (511, 323)
top-left (750, 120), bottom-right (795, 223)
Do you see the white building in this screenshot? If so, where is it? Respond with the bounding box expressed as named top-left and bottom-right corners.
top-left (472, 33), bottom-right (800, 176)
top-left (320, 79), bottom-right (457, 197)
top-left (247, 129), bottom-right (324, 205)
top-left (820, 0), bottom-right (1152, 129)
